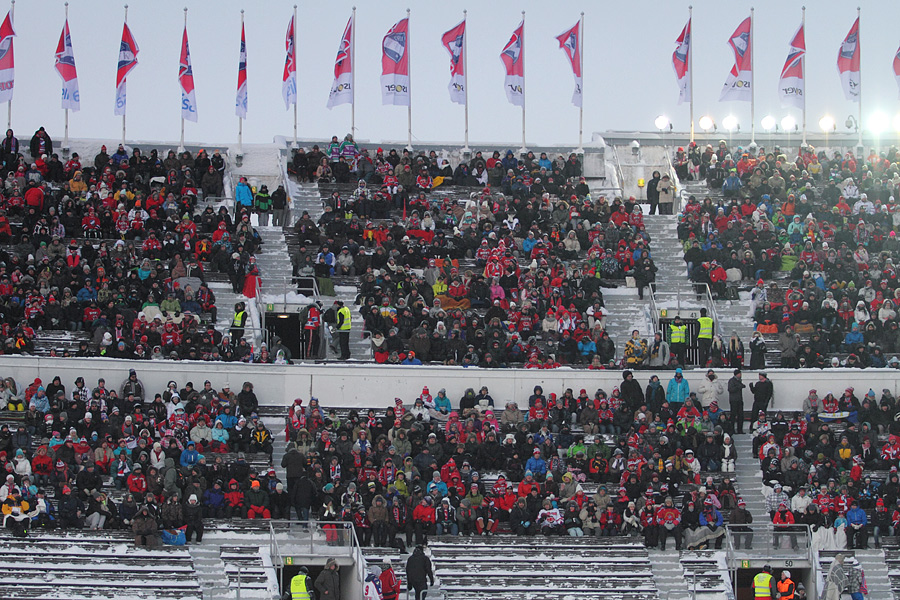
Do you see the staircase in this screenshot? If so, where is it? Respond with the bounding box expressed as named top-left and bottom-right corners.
top-left (643, 213), bottom-right (706, 327)
top-left (189, 538), bottom-right (279, 600)
top-left (853, 549), bottom-right (893, 598)
top-left (677, 179), bottom-right (756, 346)
top-left (650, 552), bottom-right (685, 598)
top-left (287, 180), bottom-right (326, 224)
top-left (732, 434), bottom-right (770, 525)
top-left (254, 227), bottom-right (295, 298)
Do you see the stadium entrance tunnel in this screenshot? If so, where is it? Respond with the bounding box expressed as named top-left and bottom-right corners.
top-left (733, 567), bottom-right (811, 600)
top-left (265, 312), bottom-right (301, 358)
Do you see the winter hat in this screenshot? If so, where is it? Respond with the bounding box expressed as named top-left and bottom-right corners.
top-left (188, 494), bottom-right (198, 503)
top-left (276, 483), bottom-right (284, 492)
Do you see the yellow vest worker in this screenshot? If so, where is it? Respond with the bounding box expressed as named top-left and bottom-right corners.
top-left (670, 323), bottom-right (687, 344)
top-left (337, 305), bottom-right (352, 331)
top-left (291, 568), bottom-right (311, 600)
top-left (231, 310), bottom-right (246, 327)
top-left (776, 571), bottom-right (795, 600)
top-left (697, 316), bottom-right (714, 339)
top-left (753, 568), bottom-right (774, 599)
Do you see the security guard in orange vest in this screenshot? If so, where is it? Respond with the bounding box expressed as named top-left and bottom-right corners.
top-left (776, 570), bottom-right (795, 600)
top-left (753, 564), bottom-right (776, 600)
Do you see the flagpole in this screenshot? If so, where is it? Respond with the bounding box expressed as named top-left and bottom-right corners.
top-left (238, 9), bottom-right (244, 156)
top-left (857, 6), bottom-right (862, 153)
top-left (122, 4), bottom-right (127, 146)
top-left (688, 5), bottom-right (694, 144)
top-left (62, 2), bottom-right (69, 154)
top-left (292, 4), bottom-right (298, 148)
top-left (576, 11), bottom-right (584, 153)
top-left (405, 8), bottom-right (413, 151)
top-left (518, 10), bottom-right (527, 155)
top-left (801, 6), bottom-right (807, 146)
top-left (6, 0), bottom-right (12, 130)
top-left (350, 6), bottom-right (356, 137)
top-left (749, 7), bottom-right (755, 145)
top-left (462, 9), bottom-right (470, 154)
top-left (179, 7), bottom-right (187, 153)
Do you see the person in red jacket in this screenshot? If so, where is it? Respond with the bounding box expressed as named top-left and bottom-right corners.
top-left (412, 497), bottom-right (435, 546)
top-left (599, 505), bottom-right (622, 536)
top-left (127, 465), bottom-right (148, 495)
top-left (772, 503), bottom-right (798, 550)
top-left (380, 558), bottom-right (401, 600)
top-left (224, 479), bottom-right (245, 518)
top-left (656, 496), bottom-right (682, 551)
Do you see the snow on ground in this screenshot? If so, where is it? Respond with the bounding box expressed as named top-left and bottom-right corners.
top-left (259, 291), bottom-right (313, 305)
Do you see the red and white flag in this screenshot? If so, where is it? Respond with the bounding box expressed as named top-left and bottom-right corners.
top-left (115, 22), bottom-right (138, 116)
top-left (672, 18), bottom-right (691, 105)
top-left (720, 16), bottom-right (752, 102)
top-left (381, 17), bottom-right (409, 106)
top-left (556, 21), bottom-right (582, 108)
top-left (837, 18), bottom-right (860, 102)
top-left (441, 19), bottom-right (466, 105)
top-left (500, 20), bottom-right (524, 106)
top-left (54, 18), bottom-right (79, 111)
top-left (179, 25), bottom-right (198, 121)
top-left (282, 15), bottom-right (296, 110)
top-left (778, 24), bottom-right (805, 109)
top-left (893, 45), bottom-right (900, 99)
top-left (0, 10), bottom-right (15, 105)
top-left (235, 22), bottom-right (248, 118)
top-left (327, 16), bottom-right (353, 109)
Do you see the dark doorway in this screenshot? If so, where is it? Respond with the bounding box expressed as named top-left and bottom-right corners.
top-left (266, 313), bottom-right (301, 358)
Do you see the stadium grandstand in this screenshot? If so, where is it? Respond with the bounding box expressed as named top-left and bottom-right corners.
top-left (3, 125), bottom-right (900, 600)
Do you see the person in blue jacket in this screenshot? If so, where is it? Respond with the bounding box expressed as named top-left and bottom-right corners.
top-left (667, 368), bottom-right (691, 414)
top-left (699, 498), bottom-right (725, 549)
top-left (202, 479), bottom-right (226, 518)
top-left (235, 177), bottom-right (253, 210)
top-left (846, 500), bottom-right (869, 549)
top-left (525, 448), bottom-right (547, 478)
top-left (180, 441), bottom-right (200, 469)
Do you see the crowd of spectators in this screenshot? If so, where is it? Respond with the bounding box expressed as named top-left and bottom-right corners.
top-left (279, 375), bottom-right (760, 553)
top-left (290, 140), bottom-right (659, 368)
top-left (675, 140), bottom-right (900, 370)
top-left (749, 383), bottom-right (900, 553)
top-left (0, 126), bottom-right (291, 362)
top-left (0, 370), bottom-right (281, 541)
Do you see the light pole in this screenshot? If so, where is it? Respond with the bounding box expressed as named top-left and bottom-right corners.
top-left (723, 115), bottom-right (739, 150)
top-left (845, 115), bottom-right (859, 158)
top-left (761, 116), bottom-right (776, 154)
top-left (781, 116), bottom-right (797, 153)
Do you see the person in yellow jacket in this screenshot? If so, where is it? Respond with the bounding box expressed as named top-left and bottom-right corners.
top-left (290, 566), bottom-right (312, 600)
top-left (776, 570), bottom-right (795, 600)
top-left (669, 316), bottom-right (688, 366)
top-left (753, 565), bottom-right (776, 600)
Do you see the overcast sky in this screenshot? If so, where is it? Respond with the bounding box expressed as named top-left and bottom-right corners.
top-left (9, 0), bottom-right (900, 149)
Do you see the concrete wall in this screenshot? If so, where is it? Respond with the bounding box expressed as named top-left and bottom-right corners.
top-left (1, 356), bottom-right (898, 413)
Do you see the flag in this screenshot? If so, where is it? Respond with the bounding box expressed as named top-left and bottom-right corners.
top-left (556, 21), bottom-right (582, 108)
top-left (440, 19), bottom-right (466, 105)
top-left (179, 26), bottom-right (198, 122)
top-left (720, 16), bottom-right (752, 102)
top-left (894, 45), bottom-right (900, 99)
top-left (672, 18), bottom-right (691, 105)
top-left (235, 22), bottom-right (248, 118)
top-left (54, 18), bottom-right (79, 111)
top-left (500, 20), bottom-right (524, 106)
top-left (837, 18), bottom-right (860, 102)
top-left (778, 24), bottom-right (805, 109)
top-left (381, 17), bottom-right (410, 106)
top-left (282, 15), bottom-right (296, 110)
top-left (0, 11), bottom-right (15, 105)
top-left (115, 22), bottom-right (138, 116)
top-left (327, 16), bottom-right (353, 109)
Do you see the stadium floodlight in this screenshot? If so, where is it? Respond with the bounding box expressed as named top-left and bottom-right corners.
top-left (781, 116), bottom-right (797, 132)
top-left (722, 115), bottom-right (739, 132)
top-left (654, 115), bottom-right (670, 131)
top-left (698, 115), bottom-right (715, 131)
top-left (818, 116), bottom-right (835, 132)
top-left (868, 111), bottom-right (889, 135)
top-left (761, 116), bottom-right (776, 132)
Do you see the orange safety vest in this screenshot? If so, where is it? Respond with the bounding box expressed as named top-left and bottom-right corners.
top-left (776, 578), bottom-right (794, 600)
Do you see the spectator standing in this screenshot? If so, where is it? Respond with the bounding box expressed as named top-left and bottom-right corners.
top-left (254, 185), bottom-right (272, 226)
top-left (668, 316), bottom-right (688, 366)
top-left (315, 558), bottom-right (341, 600)
top-left (822, 554), bottom-right (847, 600)
top-left (406, 545), bottom-right (434, 600)
top-left (333, 300), bottom-right (351, 361)
top-left (657, 174), bottom-right (674, 215)
top-left (749, 373), bottom-right (773, 419)
top-left (646, 171), bottom-right (660, 215)
top-left (271, 184), bottom-right (288, 227)
top-left (728, 369), bottom-right (746, 434)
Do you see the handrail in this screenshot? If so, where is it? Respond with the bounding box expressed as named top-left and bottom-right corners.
top-left (699, 282), bottom-right (723, 336)
top-left (648, 282), bottom-right (661, 335)
top-left (609, 145), bottom-right (627, 199)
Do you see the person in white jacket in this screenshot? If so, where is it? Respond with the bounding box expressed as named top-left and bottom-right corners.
top-left (699, 370), bottom-right (724, 407)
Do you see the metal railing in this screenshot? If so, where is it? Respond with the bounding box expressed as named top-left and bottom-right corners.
top-left (699, 282), bottom-right (723, 337)
top-left (648, 282), bottom-right (662, 335)
top-left (266, 520), bottom-right (368, 592)
top-left (610, 144), bottom-right (628, 198)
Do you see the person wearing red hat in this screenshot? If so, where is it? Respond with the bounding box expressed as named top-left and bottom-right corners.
top-left (873, 498), bottom-right (890, 548)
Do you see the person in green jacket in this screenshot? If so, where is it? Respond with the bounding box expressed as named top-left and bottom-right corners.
top-left (254, 185), bottom-right (273, 226)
